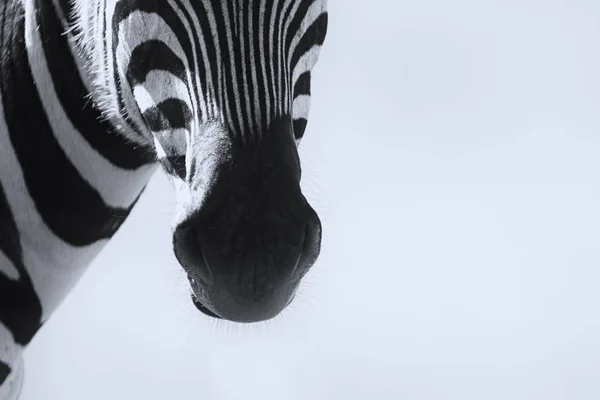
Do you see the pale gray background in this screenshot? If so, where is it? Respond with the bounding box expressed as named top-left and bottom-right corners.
top-left (21, 0), bottom-right (600, 399)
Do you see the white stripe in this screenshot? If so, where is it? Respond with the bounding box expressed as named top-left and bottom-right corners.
top-left (0, 353), bottom-right (24, 400)
top-left (132, 71), bottom-right (192, 114)
top-left (119, 74), bottom-right (151, 138)
top-left (154, 127), bottom-right (189, 157)
top-left (0, 1), bottom-right (159, 321)
top-left (279, 0), bottom-right (302, 113)
top-left (0, 324), bottom-right (21, 367)
top-left (268, 0), bottom-right (287, 115)
top-left (292, 94), bottom-right (311, 121)
top-left (0, 250), bottom-right (19, 282)
top-left (167, 0), bottom-right (205, 121)
top-left (236, 3), bottom-right (254, 136)
top-left (114, 10), bottom-right (191, 141)
top-left (277, 0), bottom-right (296, 112)
top-left (50, 0), bottom-right (95, 95)
top-left (193, 0), bottom-right (224, 119)
top-left (246, 3), bottom-right (260, 132)
top-left (70, 0), bottom-right (152, 147)
top-left (285, 2), bottom-right (326, 111)
top-left (106, 2), bottom-right (151, 145)
top-left (153, 137), bottom-right (168, 160)
top-left (258, 0), bottom-right (271, 133)
top-left (180, 0), bottom-right (226, 122)
top-left (219, 2), bottom-right (244, 138)
top-left (287, 1), bottom-right (327, 65)
top-left (0, 91), bottom-right (105, 321)
top-left (116, 11), bottom-right (188, 67)
top-left (0, 324), bottom-right (24, 400)
top-left (292, 45), bottom-right (323, 90)
top-left (25, 4), bottom-right (155, 209)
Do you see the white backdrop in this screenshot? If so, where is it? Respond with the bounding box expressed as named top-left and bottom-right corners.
top-left (21, 0), bottom-right (600, 399)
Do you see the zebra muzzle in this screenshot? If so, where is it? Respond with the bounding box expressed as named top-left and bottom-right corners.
top-left (171, 118), bottom-right (322, 323)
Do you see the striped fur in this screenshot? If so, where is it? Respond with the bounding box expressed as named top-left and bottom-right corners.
top-left (0, 0), bottom-right (327, 397)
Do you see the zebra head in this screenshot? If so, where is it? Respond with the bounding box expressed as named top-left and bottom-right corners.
top-left (111, 1), bottom-right (328, 322)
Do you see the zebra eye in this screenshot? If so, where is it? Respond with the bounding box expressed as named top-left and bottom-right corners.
top-left (165, 155), bottom-right (187, 180)
top-left (155, 129), bottom-right (188, 180)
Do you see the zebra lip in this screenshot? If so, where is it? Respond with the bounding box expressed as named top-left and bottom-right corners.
top-left (188, 274), bottom-right (222, 319)
top-left (190, 292), bottom-right (222, 319)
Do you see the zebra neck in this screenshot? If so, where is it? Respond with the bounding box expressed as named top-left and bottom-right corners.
top-left (0, 0), bottom-right (159, 385)
top-left (0, 0), bottom-right (158, 324)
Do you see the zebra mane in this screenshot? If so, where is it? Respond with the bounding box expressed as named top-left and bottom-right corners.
top-left (66, 0), bottom-right (101, 56)
top-left (60, 0), bottom-right (151, 146)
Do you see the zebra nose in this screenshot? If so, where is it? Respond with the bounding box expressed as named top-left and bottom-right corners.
top-left (172, 202), bottom-right (321, 323)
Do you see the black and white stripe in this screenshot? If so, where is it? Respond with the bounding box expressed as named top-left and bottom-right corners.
top-left (0, 0), bottom-right (327, 397)
top-left (0, 1), bottom-right (158, 394)
top-left (111, 0), bottom-right (327, 176)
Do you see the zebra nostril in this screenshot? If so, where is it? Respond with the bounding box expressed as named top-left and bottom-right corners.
top-left (295, 211), bottom-right (322, 277)
top-left (174, 224), bottom-right (213, 282)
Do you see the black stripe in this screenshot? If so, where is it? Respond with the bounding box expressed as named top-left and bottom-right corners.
top-left (260, 0), bottom-right (278, 126)
top-left (112, 2), bottom-right (155, 140)
top-left (280, 0), bottom-right (297, 109)
top-left (171, 0), bottom-right (210, 120)
top-left (293, 118), bottom-right (308, 140)
top-left (242, 1), bottom-right (259, 136)
top-left (114, 0), bottom-right (328, 143)
top-left (231, 1), bottom-right (251, 135)
top-left (272, 0), bottom-right (288, 114)
top-left (189, 0), bottom-right (220, 111)
top-left (113, 0), bottom-right (161, 25)
top-left (142, 99), bottom-right (192, 132)
top-left (0, 0), bottom-right (135, 247)
top-left (55, 0), bottom-right (80, 29)
top-left (293, 71), bottom-right (311, 99)
top-left (290, 13), bottom-right (328, 74)
top-left (0, 3), bottom-right (45, 337)
top-left (0, 361), bottom-right (10, 386)
top-left (292, 72), bottom-right (311, 140)
top-left (0, 180), bottom-right (43, 347)
top-left (114, 0), bottom-right (199, 120)
top-left (240, 0), bottom-right (255, 136)
top-left (36, 0), bottom-right (156, 169)
top-left (285, 1), bottom-right (314, 55)
top-left (210, 0), bottom-right (242, 136)
top-left (126, 40), bottom-right (187, 86)
top-left (249, 2), bottom-right (266, 131)
top-left (209, 0), bottom-right (234, 133)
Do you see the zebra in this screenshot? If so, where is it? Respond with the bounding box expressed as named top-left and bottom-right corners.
top-left (0, 0), bottom-right (328, 397)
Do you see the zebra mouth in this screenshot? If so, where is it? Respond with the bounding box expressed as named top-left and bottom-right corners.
top-left (190, 293), bottom-right (222, 319)
top-left (190, 291), bottom-right (296, 320)
top-left (188, 275), bottom-right (222, 319)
